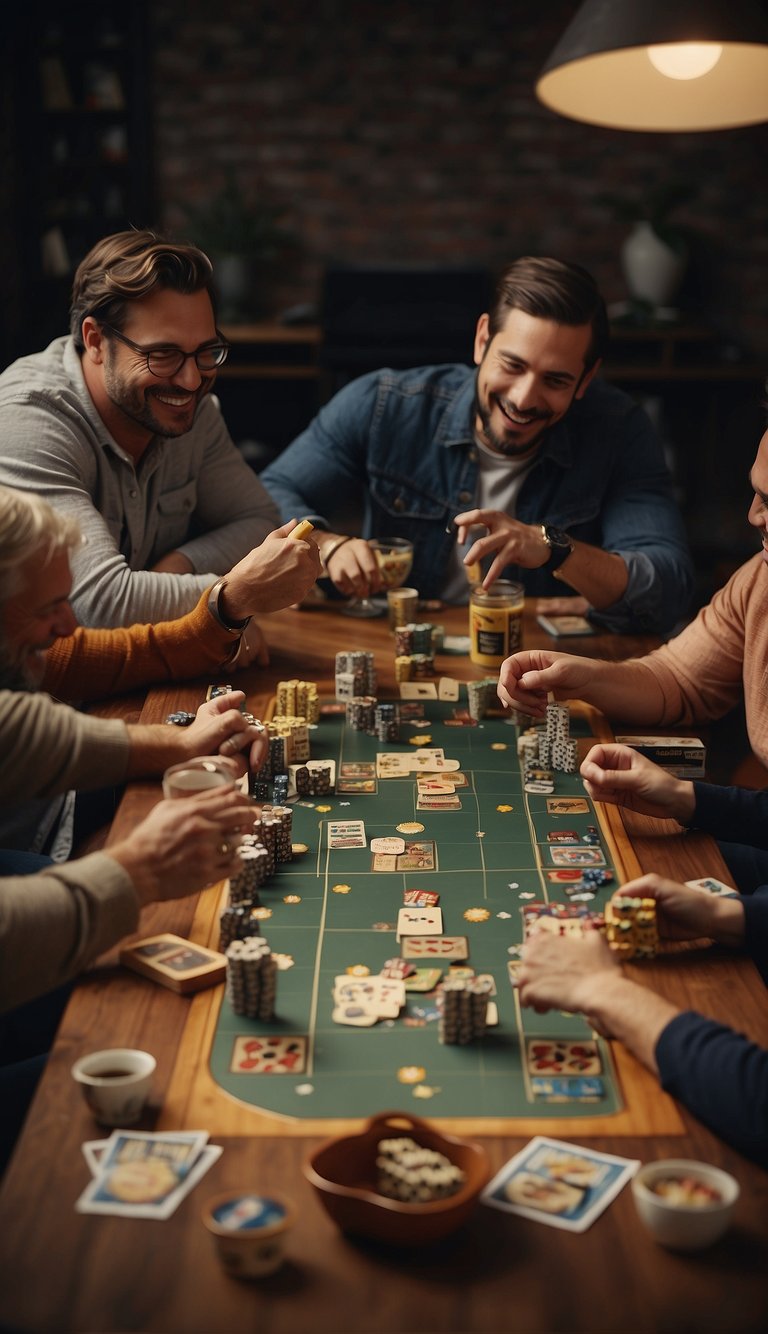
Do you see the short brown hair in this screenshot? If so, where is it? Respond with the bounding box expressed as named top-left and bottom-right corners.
top-left (69, 229), bottom-right (215, 349)
top-left (488, 257), bottom-right (609, 370)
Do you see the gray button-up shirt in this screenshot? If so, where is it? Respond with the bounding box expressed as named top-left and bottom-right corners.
top-left (0, 338), bottom-right (280, 626)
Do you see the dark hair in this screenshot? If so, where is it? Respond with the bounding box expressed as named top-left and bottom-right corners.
top-left (69, 229), bottom-right (216, 349)
top-left (488, 257), bottom-right (609, 369)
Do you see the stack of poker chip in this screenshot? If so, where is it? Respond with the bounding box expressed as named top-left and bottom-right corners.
top-left (604, 895), bottom-right (659, 959)
top-left (294, 760), bottom-right (333, 797)
top-left (219, 901), bottom-right (260, 951)
top-left (374, 702), bottom-right (400, 742)
top-left (225, 936), bottom-right (277, 1020)
top-left (335, 650), bottom-right (376, 700)
top-left (345, 695), bottom-right (378, 734)
top-left (376, 1137), bottom-right (466, 1203)
top-left (275, 679), bottom-right (319, 725)
top-left (229, 840), bottom-right (271, 899)
top-left (545, 701), bottom-right (578, 773)
top-left (268, 717), bottom-right (310, 765)
top-left (262, 803), bottom-right (294, 863)
top-left (394, 623), bottom-right (435, 656)
top-left (467, 678), bottom-right (498, 721)
top-left (517, 729), bottom-right (540, 764)
top-left (437, 975), bottom-right (492, 1044)
top-left (394, 654), bottom-right (435, 682)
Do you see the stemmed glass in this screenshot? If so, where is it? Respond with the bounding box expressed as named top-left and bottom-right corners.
top-left (342, 537), bottom-right (414, 618)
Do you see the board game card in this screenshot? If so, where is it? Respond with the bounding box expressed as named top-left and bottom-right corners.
top-left (403, 888), bottom-right (440, 907)
top-left (339, 762), bottom-right (376, 780)
top-left (526, 1039), bottom-right (602, 1076)
top-left (536, 614), bottom-right (596, 638)
top-left (546, 798), bottom-right (590, 815)
top-left (397, 841), bottom-right (436, 871)
top-left (332, 1003), bottom-right (379, 1027)
top-left (417, 792), bottom-right (462, 810)
top-left (380, 957), bottom-right (416, 979)
top-left (371, 852), bottom-right (398, 872)
top-left (685, 876), bottom-right (737, 897)
top-left (396, 906), bottom-right (443, 939)
top-left (546, 830), bottom-right (581, 844)
top-left (402, 935), bottom-right (469, 960)
top-left (404, 967), bottom-right (443, 992)
top-left (75, 1130), bottom-right (217, 1220)
top-left (370, 836), bottom-right (406, 854)
top-left (327, 819), bottom-right (367, 849)
top-left (549, 847), bottom-right (606, 867)
top-left (230, 1035), bottom-right (307, 1074)
top-left (530, 1077), bottom-right (605, 1103)
top-left (336, 778), bottom-right (377, 794)
top-left (399, 681), bottom-right (438, 699)
top-left (481, 1136), bottom-right (639, 1232)
top-left (438, 677), bottom-right (460, 700)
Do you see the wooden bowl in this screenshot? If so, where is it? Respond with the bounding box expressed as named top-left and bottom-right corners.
top-left (302, 1110), bottom-right (491, 1245)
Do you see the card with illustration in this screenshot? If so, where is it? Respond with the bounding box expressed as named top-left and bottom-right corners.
top-left (686, 876), bottom-right (737, 897)
top-left (549, 847), bottom-right (606, 867)
top-left (402, 935), bottom-right (469, 960)
top-left (336, 777), bottom-right (377, 794)
top-left (230, 1035), bottom-right (307, 1075)
top-left (396, 906), bottom-right (443, 939)
top-left (417, 793), bottom-right (462, 810)
top-left (327, 819), bottom-right (367, 849)
top-left (339, 761), bottom-right (376, 780)
top-left (526, 1039), bottom-right (602, 1076)
top-left (546, 798), bottom-right (590, 815)
top-left (397, 840), bottom-right (436, 871)
top-left (75, 1130), bottom-right (218, 1220)
top-left (481, 1136), bottom-right (639, 1232)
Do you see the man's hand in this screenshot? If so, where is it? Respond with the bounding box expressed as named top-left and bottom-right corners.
top-left (613, 874), bottom-right (746, 948)
top-left (221, 520), bottom-right (322, 618)
top-left (321, 535), bottom-right (382, 598)
top-left (497, 649), bottom-right (593, 718)
top-left (519, 929), bottom-right (621, 1019)
top-left (109, 787), bottom-right (255, 906)
top-left (183, 690), bottom-right (268, 772)
top-left (454, 509), bottom-right (551, 587)
top-left (580, 743), bottom-right (696, 823)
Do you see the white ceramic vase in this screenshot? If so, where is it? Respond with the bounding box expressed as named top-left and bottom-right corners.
top-left (621, 221), bottom-right (687, 307)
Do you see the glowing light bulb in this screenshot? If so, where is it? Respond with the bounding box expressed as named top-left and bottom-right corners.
top-left (647, 43), bottom-right (723, 81)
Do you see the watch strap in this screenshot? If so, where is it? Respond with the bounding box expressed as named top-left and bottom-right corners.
top-left (540, 524), bottom-right (574, 572)
top-left (207, 579), bottom-right (252, 633)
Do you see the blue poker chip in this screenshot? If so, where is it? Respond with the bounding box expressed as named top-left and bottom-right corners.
top-left (165, 711), bottom-right (196, 726)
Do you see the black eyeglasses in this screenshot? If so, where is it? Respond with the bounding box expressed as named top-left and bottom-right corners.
top-left (100, 324), bottom-right (230, 377)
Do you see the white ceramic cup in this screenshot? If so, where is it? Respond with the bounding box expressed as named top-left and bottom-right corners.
top-left (71, 1048), bottom-right (156, 1126)
top-left (162, 756), bottom-right (237, 799)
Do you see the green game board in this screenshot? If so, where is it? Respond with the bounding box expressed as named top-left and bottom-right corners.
top-left (209, 701), bottom-right (625, 1120)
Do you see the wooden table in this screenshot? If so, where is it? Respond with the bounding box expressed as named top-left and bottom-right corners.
top-left (1, 603), bottom-right (767, 1334)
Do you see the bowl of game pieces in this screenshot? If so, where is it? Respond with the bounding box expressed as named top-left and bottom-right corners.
top-left (303, 1110), bottom-right (491, 1245)
top-left (631, 1159), bottom-right (739, 1251)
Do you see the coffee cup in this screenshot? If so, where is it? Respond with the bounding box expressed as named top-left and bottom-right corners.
top-left (203, 1191), bottom-right (295, 1279)
top-left (71, 1048), bottom-right (156, 1125)
top-left (162, 756), bottom-right (237, 799)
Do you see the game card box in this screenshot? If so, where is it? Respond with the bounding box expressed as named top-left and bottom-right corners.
top-left (119, 934), bottom-right (227, 995)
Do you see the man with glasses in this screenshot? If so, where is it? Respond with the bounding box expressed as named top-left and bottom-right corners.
top-left (0, 230), bottom-right (280, 637)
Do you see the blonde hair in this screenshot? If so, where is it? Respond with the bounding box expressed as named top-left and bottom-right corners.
top-left (0, 487), bottom-right (81, 601)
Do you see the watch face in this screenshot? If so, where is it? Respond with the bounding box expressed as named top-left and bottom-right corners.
top-left (545, 526), bottom-right (571, 550)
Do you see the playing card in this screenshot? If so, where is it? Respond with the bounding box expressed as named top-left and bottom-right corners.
top-left (482, 1136), bottom-right (639, 1232)
top-left (402, 935), bottom-right (469, 960)
top-left (685, 877), bottom-right (737, 897)
top-left (370, 836), bottom-right (406, 854)
top-left (229, 1036), bottom-right (307, 1074)
top-left (75, 1130), bottom-right (218, 1220)
top-left (526, 1039), bottom-right (602, 1076)
top-left (403, 888), bottom-right (440, 907)
top-left (399, 681), bottom-right (438, 699)
top-left (549, 847), bottom-right (606, 867)
top-left (396, 906), bottom-right (443, 940)
top-left (438, 677), bottom-right (460, 700)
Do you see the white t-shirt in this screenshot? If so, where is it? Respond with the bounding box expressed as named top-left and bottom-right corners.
top-left (441, 437), bottom-right (536, 603)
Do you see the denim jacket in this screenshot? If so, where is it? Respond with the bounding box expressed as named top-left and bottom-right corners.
top-left (262, 363), bottom-right (694, 634)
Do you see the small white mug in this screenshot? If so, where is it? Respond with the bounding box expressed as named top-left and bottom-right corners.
top-left (162, 755), bottom-right (237, 799)
top-left (71, 1048), bottom-right (156, 1125)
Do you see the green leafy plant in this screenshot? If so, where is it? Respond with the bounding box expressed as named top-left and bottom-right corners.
top-left (596, 181), bottom-right (694, 253)
top-left (182, 171), bottom-right (293, 259)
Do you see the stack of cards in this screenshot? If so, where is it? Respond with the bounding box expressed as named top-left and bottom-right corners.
top-left (76, 1130), bottom-right (222, 1219)
top-left (482, 1136), bottom-right (639, 1232)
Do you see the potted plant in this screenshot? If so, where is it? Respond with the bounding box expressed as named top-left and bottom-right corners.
top-left (182, 172), bottom-right (294, 320)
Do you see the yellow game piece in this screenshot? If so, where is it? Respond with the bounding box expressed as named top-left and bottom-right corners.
top-left (397, 1065), bottom-right (427, 1084)
top-left (464, 908), bottom-right (491, 923)
top-left (291, 519), bottom-right (314, 541)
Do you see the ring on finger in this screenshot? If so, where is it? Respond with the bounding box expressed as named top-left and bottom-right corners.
top-left (218, 841), bottom-right (231, 856)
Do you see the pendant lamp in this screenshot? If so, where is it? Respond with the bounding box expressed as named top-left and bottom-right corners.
top-left (536, 0), bottom-right (768, 131)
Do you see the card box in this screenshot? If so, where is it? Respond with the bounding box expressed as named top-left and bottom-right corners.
top-left (119, 933), bottom-right (227, 994)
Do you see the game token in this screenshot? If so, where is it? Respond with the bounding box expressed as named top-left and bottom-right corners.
top-left (396, 821), bottom-right (425, 834)
top-left (464, 908), bottom-right (491, 923)
top-left (291, 843), bottom-right (309, 856)
top-left (283, 895), bottom-right (301, 904)
top-left (346, 964), bottom-right (370, 977)
top-left (396, 1066), bottom-right (427, 1084)
top-left (496, 804), bottom-right (514, 812)
top-left (409, 735), bottom-right (432, 745)
top-left (315, 804), bottom-right (333, 813)
top-left (490, 742), bottom-right (508, 751)
top-left (332, 883), bottom-right (351, 894)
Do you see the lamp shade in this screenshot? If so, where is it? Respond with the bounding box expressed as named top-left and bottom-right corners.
top-left (536, 0), bottom-right (768, 131)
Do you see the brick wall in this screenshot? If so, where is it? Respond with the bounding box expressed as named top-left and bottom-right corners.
top-left (152, 0), bottom-right (768, 357)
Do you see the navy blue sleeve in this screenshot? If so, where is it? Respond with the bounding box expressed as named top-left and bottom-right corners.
top-left (742, 890), bottom-right (768, 984)
top-left (656, 1011), bottom-right (768, 1168)
top-left (692, 781), bottom-right (768, 850)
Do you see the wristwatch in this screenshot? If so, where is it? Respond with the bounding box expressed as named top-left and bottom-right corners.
top-left (207, 578), bottom-right (251, 633)
top-left (540, 524), bottom-right (574, 571)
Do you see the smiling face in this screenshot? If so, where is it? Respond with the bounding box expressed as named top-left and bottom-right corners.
top-left (81, 287), bottom-right (219, 459)
top-left (746, 431), bottom-right (768, 560)
top-left (0, 548), bottom-right (77, 689)
top-left (473, 307), bottom-right (599, 458)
